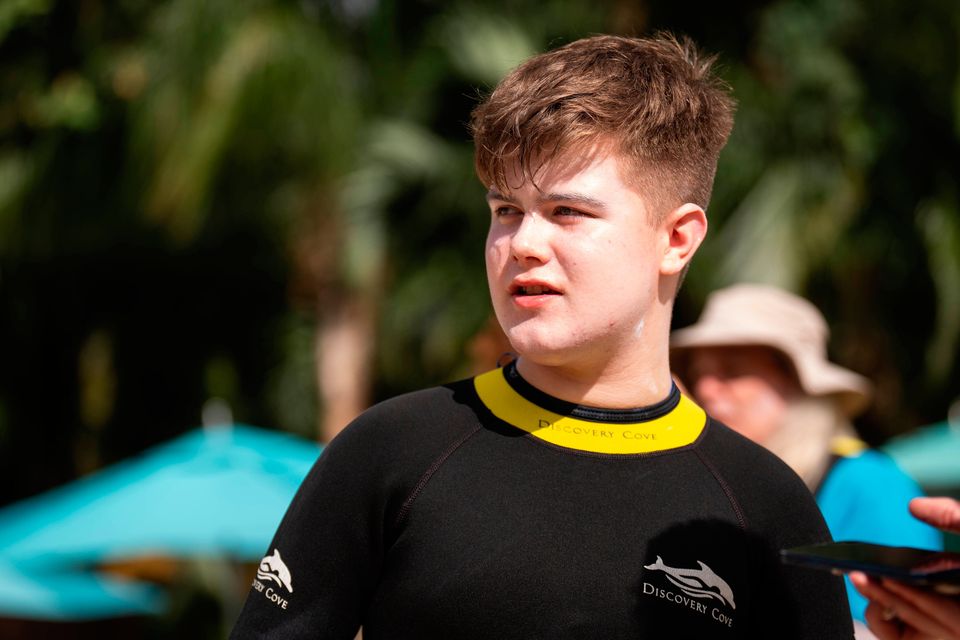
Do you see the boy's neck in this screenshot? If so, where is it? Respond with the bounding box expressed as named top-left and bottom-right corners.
top-left (514, 346), bottom-right (674, 410)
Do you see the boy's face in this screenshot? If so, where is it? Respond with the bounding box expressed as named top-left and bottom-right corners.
top-left (484, 147), bottom-right (669, 370)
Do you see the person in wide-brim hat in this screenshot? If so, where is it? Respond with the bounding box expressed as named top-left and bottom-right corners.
top-left (670, 283), bottom-right (940, 629)
top-left (671, 283), bottom-right (872, 418)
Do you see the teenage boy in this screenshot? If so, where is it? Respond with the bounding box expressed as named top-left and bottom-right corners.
top-left (230, 33), bottom-right (853, 639)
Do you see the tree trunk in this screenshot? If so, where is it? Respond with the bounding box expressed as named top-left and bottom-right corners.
top-left (316, 295), bottom-right (376, 443)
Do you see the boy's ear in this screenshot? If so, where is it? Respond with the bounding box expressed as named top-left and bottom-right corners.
top-left (660, 203), bottom-right (707, 276)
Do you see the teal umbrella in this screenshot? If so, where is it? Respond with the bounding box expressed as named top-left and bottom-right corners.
top-left (0, 561), bottom-right (164, 621)
top-left (883, 421), bottom-right (960, 490)
top-left (0, 424), bottom-right (321, 570)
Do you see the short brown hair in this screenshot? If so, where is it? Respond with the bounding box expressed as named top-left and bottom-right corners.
top-left (470, 33), bottom-right (736, 215)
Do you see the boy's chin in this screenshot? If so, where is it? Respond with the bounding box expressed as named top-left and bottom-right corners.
top-left (505, 334), bottom-right (581, 367)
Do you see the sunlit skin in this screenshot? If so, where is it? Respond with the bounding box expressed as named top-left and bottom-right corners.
top-left (684, 345), bottom-right (800, 444)
top-left (484, 143), bottom-right (706, 408)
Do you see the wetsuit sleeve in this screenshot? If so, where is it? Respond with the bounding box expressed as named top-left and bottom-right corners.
top-left (228, 412), bottom-right (399, 639)
top-left (747, 482), bottom-right (854, 639)
top-left (701, 423), bottom-right (854, 639)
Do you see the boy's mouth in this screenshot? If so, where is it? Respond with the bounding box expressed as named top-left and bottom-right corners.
top-left (515, 285), bottom-right (560, 296)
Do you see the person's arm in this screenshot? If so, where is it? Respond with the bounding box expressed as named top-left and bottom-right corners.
top-left (760, 494), bottom-right (854, 638)
top-left (850, 497), bottom-right (960, 640)
top-left (228, 398), bottom-right (421, 640)
top-left (703, 424), bottom-right (854, 638)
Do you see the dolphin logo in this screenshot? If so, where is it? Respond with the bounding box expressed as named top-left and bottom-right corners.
top-left (644, 556), bottom-right (736, 610)
top-left (257, 548), bottom-right (294, 593)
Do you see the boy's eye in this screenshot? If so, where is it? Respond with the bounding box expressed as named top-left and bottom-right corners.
top-left (554, 206), bottom-right (584, 217)
top-left (495, 205), bottom-right (521, 217)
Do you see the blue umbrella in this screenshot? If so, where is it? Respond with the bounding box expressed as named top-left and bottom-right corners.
top-left (0, 561), bottom-right (164, 621)
top-left (0, 424), bottom-right (322, 571)
top-left (883, 421), bottom-right (960, 491)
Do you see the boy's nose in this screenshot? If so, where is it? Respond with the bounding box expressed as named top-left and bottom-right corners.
top-left (510, 215), bottom-right (550, 264)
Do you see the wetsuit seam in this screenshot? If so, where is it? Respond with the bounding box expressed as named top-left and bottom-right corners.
top-left (393, 424), bottom-right (483, 531)
top-left (694, 447), bottom-right (748, 531)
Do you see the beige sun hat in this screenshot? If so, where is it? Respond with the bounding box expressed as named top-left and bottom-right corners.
top-left (670, 283), bottom-right (873, 417)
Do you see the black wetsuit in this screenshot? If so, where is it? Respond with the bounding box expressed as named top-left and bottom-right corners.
top-left (230, 363), bottom-right (852, 639)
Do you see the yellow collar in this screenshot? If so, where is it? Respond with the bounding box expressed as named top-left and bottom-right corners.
top-left (474, 367), bottom-right (706, 455)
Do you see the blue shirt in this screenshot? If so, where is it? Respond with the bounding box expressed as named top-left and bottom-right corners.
top-left (816, 449), bottom-right (942, 622)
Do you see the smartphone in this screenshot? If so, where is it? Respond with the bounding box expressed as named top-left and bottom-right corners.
top-left (781, 541), bottom-right (960, 595)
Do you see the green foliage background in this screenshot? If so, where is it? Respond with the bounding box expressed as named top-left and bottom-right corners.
top-left (1, 0), bottom-right (959, 508)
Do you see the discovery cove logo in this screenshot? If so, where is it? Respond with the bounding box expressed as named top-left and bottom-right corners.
top-left (252, 548), bottom-right (293, 610)
top-left (643, 556), bottom-right (736, 628)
